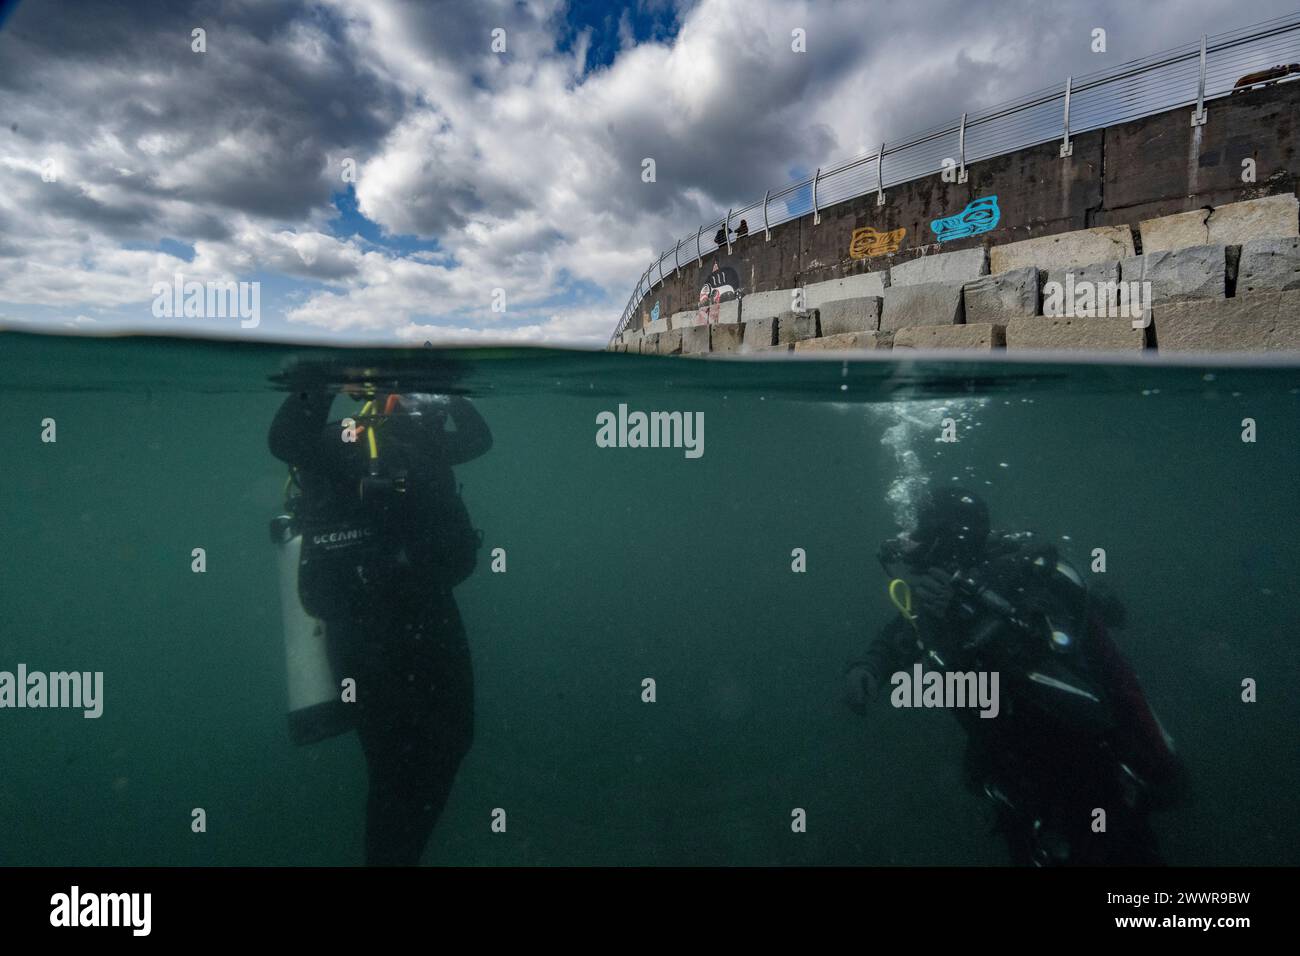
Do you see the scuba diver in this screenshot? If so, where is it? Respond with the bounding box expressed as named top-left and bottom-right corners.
top-left (844, 487), bottom-right (1187, 866)
top-left (268, 375), bottom-right (491, 866)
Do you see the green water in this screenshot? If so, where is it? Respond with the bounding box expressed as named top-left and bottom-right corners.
top-left (1, 331), bottom-right (1297, 866)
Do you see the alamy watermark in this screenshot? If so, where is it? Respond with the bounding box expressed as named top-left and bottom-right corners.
top-left (891, 663), bottom-right (999, 718)
top-left (50, 886), bottom-right (150, 936)
top-left (1042, 274), bottom-right (1152, 328)
top-left (0, 664), bottom-right (103, 718)
top-left (596, 404), bottom-right (704, 459)
top-left (151, 272), bottom-right (260, 328)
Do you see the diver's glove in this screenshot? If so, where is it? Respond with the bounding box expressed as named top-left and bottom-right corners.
top-left (399, 392), bottom-right (452, 409)
top-left (910, 567), bottom-right (957, 618)
top-left (396, 392), bottom-right (452, 428)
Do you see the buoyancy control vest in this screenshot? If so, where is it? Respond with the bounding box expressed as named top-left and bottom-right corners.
top-left (288, 395), bottom-right (482, 620)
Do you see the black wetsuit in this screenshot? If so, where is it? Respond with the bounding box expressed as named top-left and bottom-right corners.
top-left (269, 390), bottom-right (491, 865)
top-left (850, 533), bottom-right (1184, 866)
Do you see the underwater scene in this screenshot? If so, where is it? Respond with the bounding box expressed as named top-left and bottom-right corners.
top-left (1, 332), bottom-right (1296, 867)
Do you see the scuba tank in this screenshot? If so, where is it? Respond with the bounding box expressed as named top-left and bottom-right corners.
top-left (270, 512), bottom-right (353, 746)
top-left (266, 394), bottom-right (395, 744)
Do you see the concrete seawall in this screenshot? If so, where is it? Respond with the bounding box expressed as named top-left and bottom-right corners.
top-left (613, 80), bottom-right (1300, 355)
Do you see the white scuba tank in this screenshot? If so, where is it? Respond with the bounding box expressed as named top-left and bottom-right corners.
top-left (272, 515), bottom-right (353, 745)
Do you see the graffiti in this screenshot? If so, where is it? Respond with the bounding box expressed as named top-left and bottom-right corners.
top-left (651, 301), bottom-right (660, 324)
top-left (930, 195), bottom-right (1000, 243)
top-left (849, 225), bottom-right (906, 259)
top-left (698, 262), bottom-right (741, 324)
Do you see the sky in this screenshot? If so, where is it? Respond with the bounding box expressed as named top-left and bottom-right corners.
top-left (0, 0), bottom-right (1296, 347)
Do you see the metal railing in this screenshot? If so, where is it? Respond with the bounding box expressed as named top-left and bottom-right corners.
top-left (611, 13), bottom-right (1300, 343)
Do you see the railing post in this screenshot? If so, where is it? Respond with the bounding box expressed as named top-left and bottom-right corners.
top-left (1191, 33), bottom-right (1208, 126)
top-left (763, 189), bottom-right (771, 241)
top-left (876, 144), bottom-right (886, 206)
top-left (1060, 76), bottom-right (1073, 157)
top-left (695, 225), bottom-right (702, 266)
top-left (812, 168), bottom-right (821, 225)
top-left (725, 208), bottom-right (733, 254)
top-left (958, 113), bottom-right (969, 183)
top-left (674, 237), bottom-right (681, 276)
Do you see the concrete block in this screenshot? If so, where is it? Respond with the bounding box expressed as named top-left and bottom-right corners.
top-left (1140, 194), bottom-right (1300, 253)
top-left (793, 331), bottom-right (894, 351)
top-left (669, 311), bottom-right (699, 330)
top-left (1154, 291), bottom-right (1300, 351)
top-left (681, 325), bottom-right (710, 354)
top-left (716, 298), bottom-right (741, 325)
top-left (1138, 209), bottom-right (1214, 254)
top-left (644, 318), bottom-right (670, 334)
top-left (1207, 194), bottom-right (1299, 246)
top-left (1236, 236), bottom-right (1300, 295)
top-left (1005, 317), bottom-right (1146, 351)
top-left (1122, 244), bottom-right (1226, 303)
top-left (741, 317), bottom-right (777, 349)
top-left (889, 247), bottom-right (988, 288)
top-left (990, 225), bottom-right (1134, 274)
top-left (893, 323), bottom-right (1005, 349)
top-left (710, 324), bottom-right (745, 353)
top-left (777, 310), bottom-right (819, 344)
top-left (739, 289), bottom-right (795, 323)
top-left (962, 266), bottom-right (1038, 324)
top-left (655, 328), bottom-right (682, 355)
top-left (803, 272), bottom-right (890, 308)
top-left (818, 297), bottom-right (881, 335)
top-left (623, 330), bottom-right (644, 354)
top-left (743, 343), bottom-right (795, 354)
top-left (880, 279), bottom-right (966, 332)
top-left (1041, 261), bottom-right (1122, 316)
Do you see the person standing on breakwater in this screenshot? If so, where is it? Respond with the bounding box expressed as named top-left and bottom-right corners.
top-left (844, 488), bottom-right (1188, 865)
top-left (269, 371), bottom-right (491, 865)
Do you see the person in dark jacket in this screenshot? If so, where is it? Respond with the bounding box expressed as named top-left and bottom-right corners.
top-left (269, 381), bottom-right (492, 865)
top-left (845, 487), bottom-right (1187, 866)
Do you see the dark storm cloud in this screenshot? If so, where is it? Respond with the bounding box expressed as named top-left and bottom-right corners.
top-left (0, 0), bottom-right (404, 226)
top-left (37, 176), bottom-right (152, 229)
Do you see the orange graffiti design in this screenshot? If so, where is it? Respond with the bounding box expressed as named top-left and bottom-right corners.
top-left (848, 226), bottom-right (906, 259)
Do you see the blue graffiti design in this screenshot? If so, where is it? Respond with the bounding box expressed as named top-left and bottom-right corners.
top-left (930, 195), bottom-right (1000, 243)
top-left (651, 301), bottom-right (661, 324)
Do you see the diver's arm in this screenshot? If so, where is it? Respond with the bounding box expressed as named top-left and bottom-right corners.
top-left (845, 617), bottom-right (917, 715)
top-left (441, 396), bottom-right (493, 464)
top-left (268, 390), bottom-right (335, 467)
